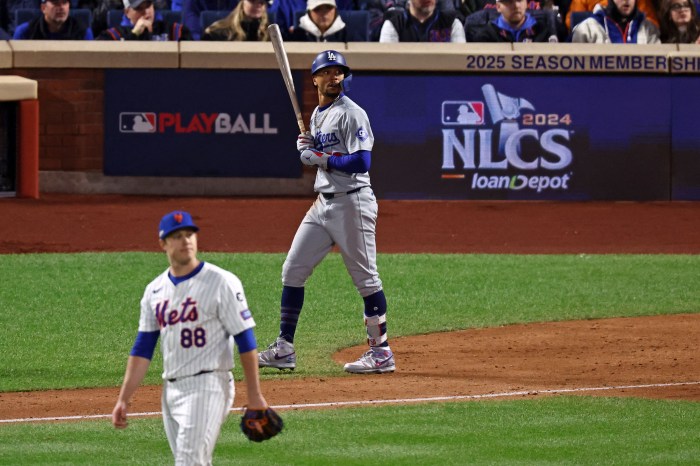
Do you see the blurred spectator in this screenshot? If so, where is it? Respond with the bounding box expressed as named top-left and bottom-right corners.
top-left (363, 0), bottom-right (460, 40)
top-left (658, 0), bottom-right (700, 42)
top-left (465, 0), bottom-right (558, 40)
top-left (571, 0), bottom-right (660, 42)
top-left (97, 0), bottom-right (192, 39)
top-left (272, 0), bottom-right (354, 38)
top-left (202, 0), bottom-right (271, 39)
top-left (470, 0), bottom-right (567, 39)
top-left (379, 0), bottom-right (466, 41)
top-left (2, 0), bottom-right (39, 37)
top-left (77, 0), bottom-right (171, 38)
top-left (566, 0), bottom-right (658, 29)
top-left (289, 0), bottom-right (350, 40)
top-left (472, 0), bottom-right (569, 24)
top-left (13, 0), bottom-right (94, 39)
top-left (270, 0), bottom-right (306, 37)
top-left (363, 0), bottom-right (403, 40)
top-left (79, 0), bottom-right (123, 37)
top-left (183, 0), bottom-right (237, 39)
top-left (451, 0), bottom-right (479, 19)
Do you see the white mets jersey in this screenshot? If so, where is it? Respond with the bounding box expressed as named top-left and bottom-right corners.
top-left (311, 94), bottom-right (374, 193)
top-left (138, 262), bottom-right (256, 381)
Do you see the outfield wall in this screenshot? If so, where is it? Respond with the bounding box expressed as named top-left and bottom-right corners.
top-left (1, 41), bottom-right (698, 200)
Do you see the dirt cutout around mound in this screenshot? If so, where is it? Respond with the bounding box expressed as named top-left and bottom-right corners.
top-left (1, 195), bottom-right (699, 422)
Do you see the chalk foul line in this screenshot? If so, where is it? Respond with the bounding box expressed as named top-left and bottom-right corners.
top-left (2, 380), bottom-right (698, 424)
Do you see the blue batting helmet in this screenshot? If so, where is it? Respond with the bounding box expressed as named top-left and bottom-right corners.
top-left (311, 50), bottom-right (351, 76)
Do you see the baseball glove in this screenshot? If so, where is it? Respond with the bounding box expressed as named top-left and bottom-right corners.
top-left (240, 407), bottom-right (284, 442)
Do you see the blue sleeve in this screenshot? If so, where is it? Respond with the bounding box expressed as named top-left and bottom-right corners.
top-left (85, 28), bottom-right (93, 40)
top-left (233, 328), bottom-right (257, 354)
top-left (130, 331), bottom-right (159, 359)
top-left (327, 150), bottom-right (371, 173)
top-left (12, 22), bottom-right (29, 39)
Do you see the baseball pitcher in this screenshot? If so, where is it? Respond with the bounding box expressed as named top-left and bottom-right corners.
top-left (111, 211), bottom-right (281, 464)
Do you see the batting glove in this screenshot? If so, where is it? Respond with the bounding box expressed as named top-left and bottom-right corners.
top-left (300, 149), bottom-right (330, 169)
top-left (297, 132), bottom-right (314, 153)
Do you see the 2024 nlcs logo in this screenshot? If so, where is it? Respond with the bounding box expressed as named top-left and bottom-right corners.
top-left (441, 84), bottom-right (574, 193)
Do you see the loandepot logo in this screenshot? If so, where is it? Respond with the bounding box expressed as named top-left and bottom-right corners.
top-left (118, 112), bottom-right (278, 134)
top-left (441, 84), bottom-right (574, 193)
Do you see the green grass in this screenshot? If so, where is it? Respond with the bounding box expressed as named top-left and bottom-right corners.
top-left (1, 397), bottom-right (699, 465)
top-left (1, 252), bottom-right (698, 465)
top-left (0, 253), bottom-right (698, 391)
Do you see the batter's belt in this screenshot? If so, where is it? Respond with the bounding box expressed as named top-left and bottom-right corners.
top-left (167, 370), bottom-right (214, 382)
top-left (320, 186), bottom-right (368, 200)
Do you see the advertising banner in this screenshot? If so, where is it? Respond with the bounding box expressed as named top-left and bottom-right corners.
top-left (671, 77), bottom-right (700, 200)
top-left (352, 74), bottom-right (672, 200)
top-left (104, 69), bottom-right (302, 178)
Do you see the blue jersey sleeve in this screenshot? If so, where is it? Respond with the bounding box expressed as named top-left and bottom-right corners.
top-left (327, 150), bottom-right (371, 173)
top-left (234, 328), bottom-right (257, 354)
top-left (130, 331), bottom-right (159, 360)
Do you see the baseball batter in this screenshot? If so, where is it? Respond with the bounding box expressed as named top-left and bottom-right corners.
top-left (258, 50), bottom-right (395, 374)
top-left (112, 211), bottom-right (271, 464)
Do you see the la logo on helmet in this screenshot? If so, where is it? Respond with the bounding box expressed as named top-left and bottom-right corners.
top-left (327, 51), bottom-right (337, 61)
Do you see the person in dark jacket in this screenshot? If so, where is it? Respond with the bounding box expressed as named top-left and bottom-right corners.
top-left (13, 0), bottom-right (94, 39)
top-left (97, 0), bottom-right (192, 40)
top-left (465, 0), bottom-right (557, 41)
top-left (379, 0), bottom-right (466, 41)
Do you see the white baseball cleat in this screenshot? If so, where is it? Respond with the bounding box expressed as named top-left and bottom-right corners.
top-left (343, 348), bottom-right (395, 374)
top-left (258, 337), bottom-right (296, 370)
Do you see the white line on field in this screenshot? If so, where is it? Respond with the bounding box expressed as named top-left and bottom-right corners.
top-left (2, 380), bottom-right (698, 424)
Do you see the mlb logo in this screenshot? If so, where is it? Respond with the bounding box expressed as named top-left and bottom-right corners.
top-left (441, 101), bottom-right (484, 125)
top-left (119, 112), bottom-right (156, 133)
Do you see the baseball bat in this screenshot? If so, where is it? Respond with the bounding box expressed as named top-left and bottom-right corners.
top-left (268, 24), bottom-right (306, 133)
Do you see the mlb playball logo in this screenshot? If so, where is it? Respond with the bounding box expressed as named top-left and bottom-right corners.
top-left (441, 101), bottom-right (484, 125)
top-left (119, 112), bottom-right (156, 133)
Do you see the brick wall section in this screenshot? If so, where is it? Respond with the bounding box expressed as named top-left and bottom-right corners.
top-left (0, 69), bottom-right (104, 172)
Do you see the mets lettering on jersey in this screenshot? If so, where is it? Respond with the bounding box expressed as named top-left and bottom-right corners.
top-left (155, 298), bottom-right (198, 328)
top-left (140, 262), bottom-right (256, 380)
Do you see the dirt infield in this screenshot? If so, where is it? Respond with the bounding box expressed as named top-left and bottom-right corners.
top-left (1, 195), bottom-right (699, 421)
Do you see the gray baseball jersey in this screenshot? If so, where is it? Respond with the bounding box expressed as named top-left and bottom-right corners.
top-left (283, 94), bottom-right (382, 298)
top-left (310, 94), bottom-right (374, 193)
top-left (138, 261), bottom-right (256, 381)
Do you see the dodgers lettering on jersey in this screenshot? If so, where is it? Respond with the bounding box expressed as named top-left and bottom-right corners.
top-left (138, 262), bottom-right (255, 381)
top-left (311, 95), bottom-right (374, 193)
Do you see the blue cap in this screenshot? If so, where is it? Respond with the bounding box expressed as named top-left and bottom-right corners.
top-left (159, 211), bottom-right (199, 240)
